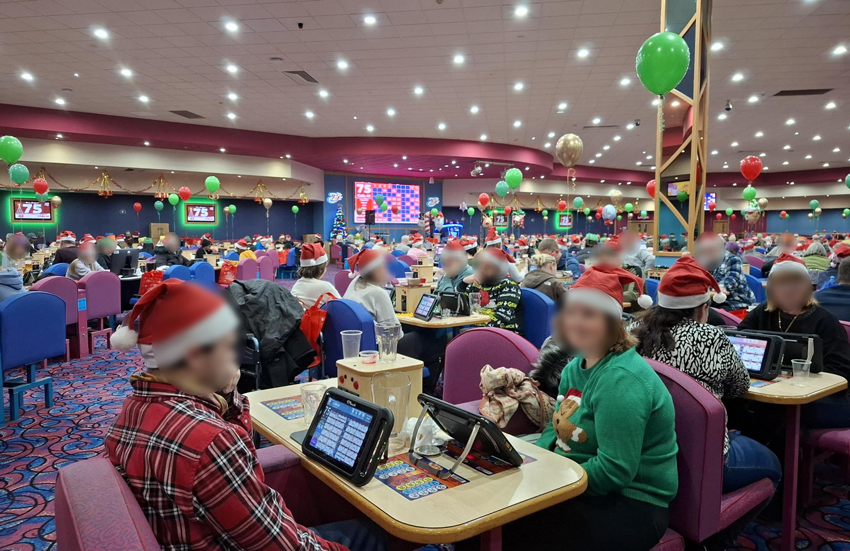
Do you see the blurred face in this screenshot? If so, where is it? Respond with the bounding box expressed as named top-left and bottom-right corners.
top-left (78, 246), bottom-right (97, 262)
top-left (442, 255), bottom-right (464, 277)
top-left (7, 240), bottom-right (26, 259)
top-left (695, 239), bottom-right (724, 271)
top-left (165, 237), bottom-right (180, 253)
top-left (539, 246), bottom-right (561, 262)
top-left (475, 259), bottom-right (503, 286)
top-left (768, 274), bottom-right (812, 313)
top-left (620, 232), bottom-right (639, 253)
top-left (594, 247), bottom-right (622, 268)
top-left (183, 331), bottom-right (238, 393)
top-left (366, 263), bottom-right (390, 285)
top-left (562, 301), bottom-right (611, 356)
top-left (100, 243), bottom-right (117, 255)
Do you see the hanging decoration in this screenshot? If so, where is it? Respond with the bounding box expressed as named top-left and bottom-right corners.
top-left (554, 133), bottom-right (583, 181)
top-left (152, 174), bottom-right (169, 200)
top-left (95, 171), bottom-right (115, 197)
top-left (635, 32), bottom-right (691, 97)
top-left (298, 185), bottom-right (309, 205)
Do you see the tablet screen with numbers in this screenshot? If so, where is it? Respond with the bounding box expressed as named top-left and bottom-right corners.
top-left (185, 203), bottom-right (217, 224)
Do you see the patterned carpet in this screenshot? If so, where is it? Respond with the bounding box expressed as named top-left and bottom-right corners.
top-left (1, 272), bottom-right (848, 550)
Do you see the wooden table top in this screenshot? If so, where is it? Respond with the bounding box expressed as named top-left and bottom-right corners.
top-left (396, 313), bottom-right (491, 329)
top-left (745, 372), bottom-right (847, 405)
top-left (247, 382), bottom-right (587, 544)
top-left (336, 354), bottom-right (424, 376)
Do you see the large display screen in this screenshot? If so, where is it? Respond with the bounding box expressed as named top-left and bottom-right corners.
top-left (12, 199), bottom-right (53, 222)
top-left (354, 181), bottom-right (421, 224)
top-left (184, 203), bottom-right (217, 224)
top-left (704, 192), bottom-right (716, 211)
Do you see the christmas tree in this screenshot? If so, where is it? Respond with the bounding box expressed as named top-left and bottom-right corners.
top-left (330, 204), bottom-right (348, 241)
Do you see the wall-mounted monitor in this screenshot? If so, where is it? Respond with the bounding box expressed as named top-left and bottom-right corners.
top-left (184, 203), bottom-right (217, 224)
top-left (12, 198), bottom-right (53, 222)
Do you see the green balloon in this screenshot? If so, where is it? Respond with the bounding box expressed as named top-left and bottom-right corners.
top-left (228, 204), bottom-right (236, 214)
top-left (583, 207), bottom-right (591, 215)
top-left (291, 205), bottom-right (299, 214)
top-left (541, 209), bottom-right (548, 217)
top-left (380, 203), bottom-right (388, 212)
top-left (725, 207), bottom-right (733, 216)
top-left (845, 174), bottom-right (850, 190)
top-left (168, 193), bottom-right (179, 206)
top-left (430, 207), bottom-right (438, 216)
top-left (204, 176), bottom-right (220, 194)
top-left (624, 202), bottom-right (634, 213)
top-left (0, 136), bottom-right (23, 164)
top-left (742, 185), bottom-right (757, 201)
top-left (676, 190), bottom-right (688, 203)
top-left (495, 180), bottom-right (509, 198)
top-left (8, 163), bottom-right (29, 185)
top-left (573, 197), bottom-right (584, 209)
top-left (505, 168), bottom-right (523, 189)
top-left (617, 215), bottom-right (622, 221)
top-left (844, 208), bottom-right (850, 217)
top-left (640, 210), bottom-right (648, 217)
top-left (34, 193), bottom-right (43, 202)
top-left (809, 199), bottom-right (819, 210)
top-left (375, 194), bottom-right (385, 206)
top-left (467, 207), bottom-right (475, 216)
top-left (154, 200), bottom-right (164, 212)
top-left (635, 32), bottom-right (691, 96)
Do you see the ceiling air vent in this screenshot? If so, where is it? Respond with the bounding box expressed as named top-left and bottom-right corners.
top-left (284, 70), bottom-right (319, 85)
top-left (169, 110), bottom-right (205, 119)
top-left (773, 89), bottom-right (832, 97)
top-left (582, 124), bottom-right (620, 129)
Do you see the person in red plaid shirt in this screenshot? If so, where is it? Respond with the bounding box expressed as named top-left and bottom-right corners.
top-left (106, 279), bottom-right (387, 551)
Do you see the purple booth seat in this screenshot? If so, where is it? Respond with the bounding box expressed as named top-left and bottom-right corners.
top-left (333, 270), bottom-right (353, 295)
top-left (257, 256), bottom-right (274, 281)
top-left (236, 258), bottom-right (259, 280)
top-left (645, 359), bottom-right (776, 544)
top-left (744, 255), bottom-right (765, 269)
top-left (801, 427), bottom-right (850, 505)
top-left (711, 307), bottom-right (742, 327)
top-left (442, 327), bottom-right (539, 406)
top-left (254, 250), bottom-right (268, 259)
top-left (397, 254), bottom-right (417, 267)
top-left (77, 271), bottom-right (121, 351)
top-left (330, 244), bottom-right (343, 267)
top-left (54, 446), bottom-right (364, 551)
top-left (30, 276), bottom-right (81, 361)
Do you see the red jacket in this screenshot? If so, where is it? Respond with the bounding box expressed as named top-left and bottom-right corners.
top-left (105, 374), bottom-right (346, 551)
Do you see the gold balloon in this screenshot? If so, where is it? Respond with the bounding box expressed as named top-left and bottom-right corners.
top-left (50, 195), bottom-right (62, 209)
top-left (757, 197), bottom-right (768, 207)
top-left (608, 189), bottom-right (623, 205)
top-left (814, 207), bottom-right (822, 216)
top-left (554, 133), bottom-right (583, 168)
top-left (263, 198), bottom-right (273, 210)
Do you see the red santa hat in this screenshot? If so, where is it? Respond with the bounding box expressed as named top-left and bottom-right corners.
top-left (831, 242), bottom-right (850, 259)
top-left (478, 247), bottom-right (515, 277)
top-left (300, 243), bottom-right (328, 267)
top-left (80, 234), bottom-right (96, 244)
top-left (411, 234), bottom-right (424, 247)
top-left (111, 280), bottom-right (239, 368)
top-left (485, 227), bottom-right (501, 247)
top-left (568, 265), bottom-right (652, 316)
top-left (556, 388), bottom-right (582, 405)
top-left (463, 237), bottom-right (478, 251)
top-left (516, 239), bottom-right (528, 250)
top-left (203, 233), bottom-right (212, 240)
top-left (279, 234), bottom-right (286, 240)
top-left (658, 256), bottom-right (726, 308)
top-left (78, 241), bottom-right (94, 253)
top-left (347, 248), bottom-right (383, 279)
top-left (58, 230), bottom-right (76, 243)
top-left (768, 253), bottom-right (809, 279)
top-left (235, 239), bottom-right (249, 250)
top-left (441, 240), bottom-right (467, 260)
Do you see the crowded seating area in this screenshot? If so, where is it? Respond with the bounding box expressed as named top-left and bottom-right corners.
top-left (1, 1), bottom-right (849, 550)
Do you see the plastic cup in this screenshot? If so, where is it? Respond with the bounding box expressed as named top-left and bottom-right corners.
top-left (359, 350), bottom-right (378, 364)
top-left (300, 383), bottom-right (326, 425)
top-left (340, 330), bottom-right (362, 359)
top-left (376, 322), bottom-right (401, 363)
top-left (469, 292), bottom-right (482, 313)
top-left (405, 271), bottom-right (414, 280)
top-left (791, 359), bottom-right (811, 387)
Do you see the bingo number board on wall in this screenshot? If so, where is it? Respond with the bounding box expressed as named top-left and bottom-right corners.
top-left (185, 203), bottom-right (217, 224)
top-left (12, 199), bottom-right (53, 222)
top-left (354, 181), bottom-right (421, 224)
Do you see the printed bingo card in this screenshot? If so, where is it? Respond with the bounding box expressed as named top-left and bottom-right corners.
top-left (374, 455), bottom-right (468, 501)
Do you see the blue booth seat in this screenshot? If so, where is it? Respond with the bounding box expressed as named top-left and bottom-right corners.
top-left (224, 251), bottom-right (240, 262)
top-left (43, 263), bottom-right (69, 277)
top-left (163, 265), bottom-right (191, 282)
top-left (189, 262), bottom-right (218, 291)
top-left (644, 277), bottom-right (659, 302)
top-left (138, 252), bottom-right (153, 259)
top-left (745, 273), bottom-right (765, 303)
top-left (386, 259), bottom-right (410, 280)
top-left (1, 292), bottom-right (66, 424)
top-left (390, 249), bottom-right (404, 258)
top-left (519, 288), bottom-right (555, 349)
top-left (321, 299), bottom-right (377, 377)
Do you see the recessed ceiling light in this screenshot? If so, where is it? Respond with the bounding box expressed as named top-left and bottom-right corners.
top-left (557, 102), bottom-right (567, 110)
top-left (759, 152), bottom-right (766, 157)
top-left (225, 21), bottom-right (239, 32)
top-left (402, 155), bottom-right (407, 160)
top-left (73, 73), bottom-right (79, 78)
top-left (453, 54), bottom-right (464, 64)
top-left (470, 105), bottom-right (479, 114)
top-left (343, 159), bottom-right (348, 163)
top-left (305, 110), bottom-right (314, 119)
top-left (731, 141), bottom-right (739, 147)
top-left (823, 162), bottom-right (830, 167)
top-left (646, 155), bottom-right (653, 159)
top-left (805, 154), bottom-right (812, 159)
top-left (813, 134), bottom-right (821, 141)
top-left (833, 146), bottom-right (841, 152)
top-left (592, 117), bottom-right (601, 124)
top-left (671, 100), bottom-right (680, 107)
top-left (143, 141), bottom-right (150, 146)
top-left (54, 98), bottom-right (66, 106)
top-left (451, 160), bottom-right (456, 164)
top-left (20, 72), bottom-right (33, 82)
top-left (318, 89), bottom-right (329, 98)
top-left (413, 86), bottom-right (424, 95)
top-left (120, 68), bottom-right (133, 78)
top-left (711, 150), bottom-right (718, 155)
top-left (613, 135), bottom-right (621, 141)
top-left (732, 73), bottom-right (744, 82)
top-left (226, 64), bottom-right (238, 73)
top-left (285, 154), bottom-right (291, 159)
top-left (748, 95), bottom-right (758, 103)
top-left (337, 60), bottom-right (349, 69)
top-left (513, 82), bottom-right (524, 91)
top-left (620, 77), bottom-right (630, 86)
top-left (595, 153), bottom-right (602, 158)
top-left (56, 134), bottom-right (63, 139)
top-left (531, 136), bottom-right (536, 140)
top-left (136, 95), bottom-right (149, 103)
top-left (732, 183), bottom-right (737, 186)
top-left (717, 113), bottom-right (727, 120)
top-left (513, 120), bottom-right (521, 128)
top-left (480, 134), bottom-right (487, 140)
top-left (603, 145), bottom-right (610, 150)
top-left (636, 161), bottom-right (642, 166)
top-left (832, 44), bottom-right (847, 55)
top-left (514, 5), bottom-right (529, 17)
top-left (227, 92), bottom-right (238, 101)
top-left (543, 142), bottom-right (551, 148)
top-left (226, 112), bottom-right (236, 120)
top-left (755, 131), bottom-right (764, 137)
top-left (785, 118), bottom-right (795, 125)
top-left (651, 98), bottom-right (661, 106)
top-left (437, 122), bottom-right (446, 130)
top-left (393, 163), bottom-right (398, 168)
top-left (626, 123), bottom-right (635, 130)
top-left (408, 167), bottom-right (413, 171)
top-left (353, 116), bottom-right (358, 120)
top-left (782, 161), bottom-right (789, 165)
top-left (710, 42), bottom-right (724, 51)
top-left (783, 144), bottom-right (791, 150)
top-left (219, 147), bottom-right (226, 152)
top-left (363, 15), bottom-right (377, 25)
top-left (366, 125), bottom-right (374, 132)
top-left (547, 131), bottom-right (555, 138)
top-left (825, 101), bottom-right (836, 109)
top-left (589, 159), bottom-right (596, 164)
top-left (577, 49), bottom-right (589, 58)
top-left (386, 108), bottom-right (395, 116)
top-left (93, 28), bottom-right (109, 39)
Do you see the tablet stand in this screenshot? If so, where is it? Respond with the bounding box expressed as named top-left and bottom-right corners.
top-left (407, 403), bottom-right (480, 480)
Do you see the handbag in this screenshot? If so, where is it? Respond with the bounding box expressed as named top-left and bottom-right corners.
top-left (301, 292), bottom-right (337, 367)
top-left (138, 270), bottom-right (164, 295)
top-left (219, 261), bottom-right (238, 286)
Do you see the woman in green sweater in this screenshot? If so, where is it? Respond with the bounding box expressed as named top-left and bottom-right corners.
top-left (505, 266), bottom-right (678, 550)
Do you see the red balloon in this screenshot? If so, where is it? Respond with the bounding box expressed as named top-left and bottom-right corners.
top-left (478, 193), bottom-right (489, 207)
top-left (708, 202), bottom-right (716, 212)
top-left (133, 202), bottom-right (142, 212)
top-left (33, 177), bottom-right (48, 195)
top-left (740, 156), bottom-right (763, 182)
top-left (595, 213), bottom-right (602, 219)
top-left (504, 206), bottom-right (513, 216)
top-left (391, 204), bottom-right (399, 214)
top-left (178, 186), bottom-right (192, 202)
top-left (716, 213), bottom-right (723, 220)
top-left (731, 214), bottom-right (737, 220)
top-left (780, 210), bottom-right (787, 218)
top-left (646, 179), bottom-right (656, 199)
top-left (596, 207), bottom-right (603, 215)
top-left (557, 200), bottom-right (567, 211)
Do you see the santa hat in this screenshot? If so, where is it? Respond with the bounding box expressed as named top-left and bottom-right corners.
top-left (300, 243), bottom-right (328, 267)
top-left (463, 237), bottom-right (478, 251)
top-left (516, 239), bottom-right (528, 250)
top-left (658, 256), bottom-right (726, 308)
top-left (769, 253), bottom-right (809, 279)
top-left (374, 238), bottom-right (384, 247)
top-left (132, 231), bottom-right (140, 237)
top-left (347, 248), bottom-right (383, 279)
top-left (830, 243), bottom-right (850, 265)
top-left (58, 231), bottom-right (76, 243)
top-left (478, 247), bottom-right (515, 277)
top-left (441, 240), bottom-right (467, 260)
top-left (80, 234), bottom-right (96, 245)
top-left (235, 239), bottom-right (249, 250)
top-left (411, 234), bottom-right (424, 247)
top-left (556, 388), bottom-right (582, 405)
top-left (568, 265), bottom-right (652, 316)
top-left (78, 241), bottom-right (94, 253)
top-left (111, 280), bottom-right (239, 368)
top-left (485, 227), bottom-right (501, 247)
top-left (279, 234), bottom-right (286, 240)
